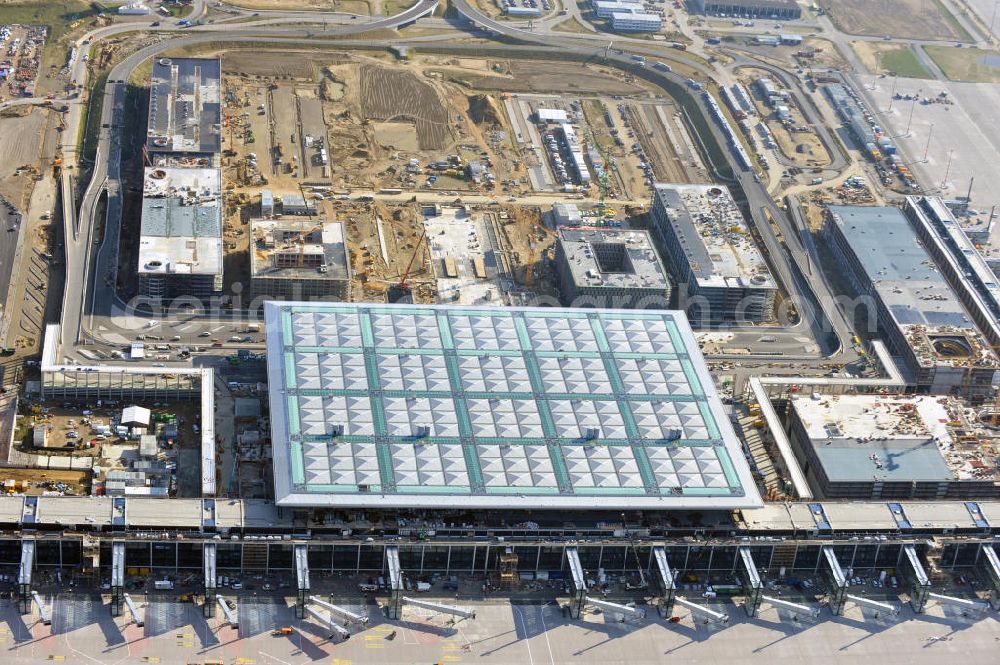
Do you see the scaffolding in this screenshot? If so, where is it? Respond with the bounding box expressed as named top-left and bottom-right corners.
top-left (498, 547), bottom-right (519, 588)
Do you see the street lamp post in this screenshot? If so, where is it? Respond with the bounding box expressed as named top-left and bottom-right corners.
top-left (991, 0), bottom-right (1000, 45)
top-left (942, 148), bottom-right (955, 188)
top-left (922, 122), bottom-right (934, 162)
top-left (905, 90), bottom-right (920, 137)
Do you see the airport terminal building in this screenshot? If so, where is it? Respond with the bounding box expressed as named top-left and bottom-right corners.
top-left (788, 394), bottom-right (1000, 500)
top-left (264, 301), bottom-right (762, 512)
top-left (824, 205), bottom-right (1000, 398)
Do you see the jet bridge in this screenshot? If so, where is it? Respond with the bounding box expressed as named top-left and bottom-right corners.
top-left (295, 544), bottom-right (310, 619)
top-left (565, 546), bottom-right (587, 619)
top-left (386, 545), bottom-right (403, 620)
top-left (737, 546), bottom-right (763, 617)
top-left (216, 595), bottom-right (238, 627)
top-left (901, 544), bottom-right (931, 613)
top-left (305, 604), bottom-right (350, 640)
top-left (978, 544), bottom-right (1000, 610)
top-left (673, 597), bottom-right (729, 624)
top-left (310, 596), bottom-right (369, 625)
top-left (17, 539), bottom-right (34, 614)
top-left (926, 592), bottom-right (990, 615)
top-left (31, 591), bottom-right (51, 625)
top-left (204, 541), bottom-right (217, 618)
top-left (651, 546), bottom-right (677, 617)
top-left (562, 546), bottom-right (644, 621)
top-left (585, 598), bottom-right (646, 620)
top-left (845, 594), bottom-right (899, 618)
top-left (110, 541), bottom-right (125, 617)
top-left (401, 597), bottom-right (477, 619)
top-left (123, 593), bottom-right (144, 627)
top-left (821, 546), bottom-right (848, 615)
top-left (759, 594), bottom-right (820, 620)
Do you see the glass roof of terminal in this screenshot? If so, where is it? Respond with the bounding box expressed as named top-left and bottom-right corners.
top-left (265, 303), bottom-right (761, 510)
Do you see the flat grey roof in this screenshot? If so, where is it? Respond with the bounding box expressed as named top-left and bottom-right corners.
top-left (265, 302), bottom-right (762, 511)
top-left (652, 183), bottom-right (776, 290)
top-left (558, 228), bottom-right (671, 291)
top-left (138, 167), bottom-right (222, 277)
top-left (147, 57), bottom-right (221, 154)
top-left (828, 205), bottom-right (997, 369)
top-left (790, 394), bottom-right (997, 483)
top-left (827, 206), bottom-right (971, 328)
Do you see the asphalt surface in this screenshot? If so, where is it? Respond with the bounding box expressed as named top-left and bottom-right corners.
top-left (0, 204), bottom-right (20, 310)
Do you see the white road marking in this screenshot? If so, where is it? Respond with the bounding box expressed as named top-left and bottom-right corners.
top-left (513, 606), bottom-right (536, 665)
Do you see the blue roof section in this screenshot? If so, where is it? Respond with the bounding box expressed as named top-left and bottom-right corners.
top-left (814, 437), bottom-right (953, 482)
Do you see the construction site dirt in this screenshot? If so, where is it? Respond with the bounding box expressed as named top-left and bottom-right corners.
top-left (210, 50), bottom-right (705, 302)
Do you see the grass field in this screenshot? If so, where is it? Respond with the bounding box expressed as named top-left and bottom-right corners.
top-left (924, 45), bottom-right (1000, 81)
top-left (881, 45), bottom-right (933, 78)
top-left (823, 0), bottom-right (970, 41)
top-left (228, 0), bottom-right (372, 12)
top-left (552, 17), bottom-right (593, 33)
top-left (383, 0), bottom-right (416, 14)
top-left (851, 41), bottom-right (932, 78)
top-left (0, 1), bottom-right (98, 41)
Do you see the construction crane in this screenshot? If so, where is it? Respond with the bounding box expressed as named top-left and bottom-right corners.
top-left (388, 229), bottom-right (427, 303)
top-left (585, 129), bottom-right (612, 219)
top-left (524, 243), bottom-right (537, 287)
top-left (399, 229), bottom-right (426, 289)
